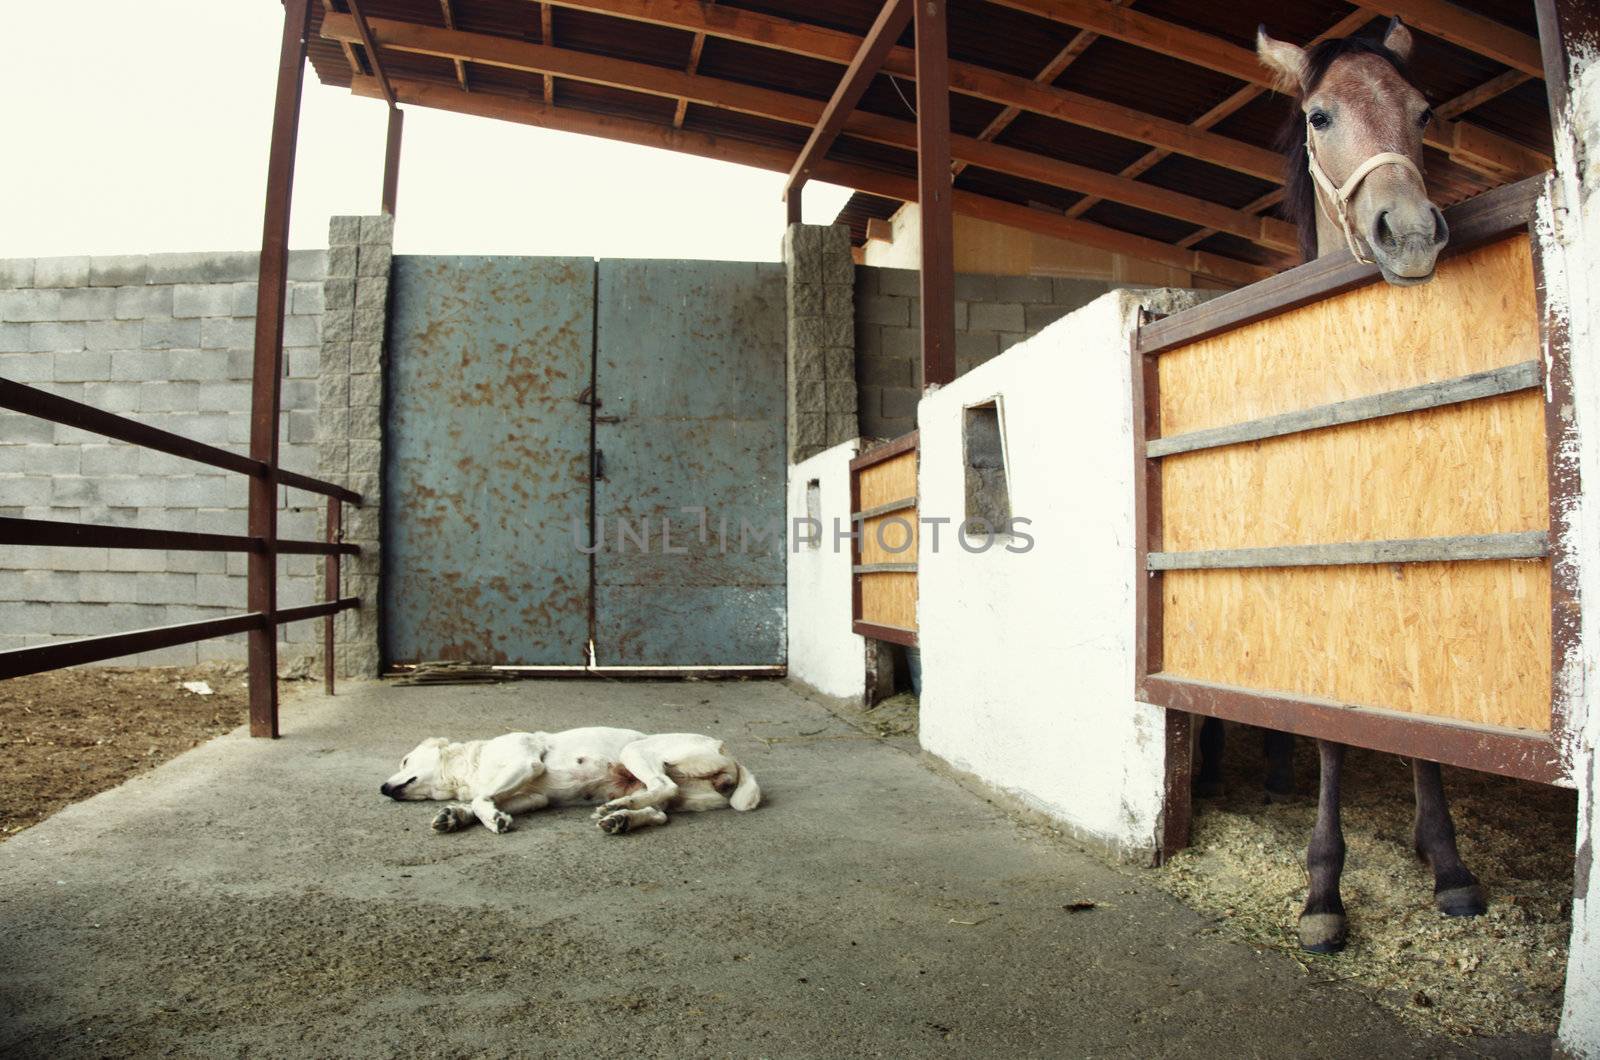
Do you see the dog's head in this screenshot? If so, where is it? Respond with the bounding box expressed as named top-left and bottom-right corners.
top-left (380, 737), bottom-right (452, 801)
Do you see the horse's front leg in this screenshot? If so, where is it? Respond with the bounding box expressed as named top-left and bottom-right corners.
top-left (1412, 759), bottom-right (1486, 917)
top-left (1298, 739), bottom-right (1348, 953)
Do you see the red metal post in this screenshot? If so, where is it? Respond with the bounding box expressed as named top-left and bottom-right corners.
top-left (325, 497), bottom-right (342, 696)
top-left (382, 106), bottom-right (404, 217)
top-left (914, 0), bottom-right (956, 388)
top-left (248, 0), bottom-right (314, 738)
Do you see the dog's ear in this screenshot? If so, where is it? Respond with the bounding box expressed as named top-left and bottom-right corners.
top-left (423, 737), bottom-right (449, 750)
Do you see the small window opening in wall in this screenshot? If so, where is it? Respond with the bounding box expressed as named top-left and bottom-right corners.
top-left (804, 479), bottom-right (821, 550)
top-left (963, 400), bottom-right (1010, 538)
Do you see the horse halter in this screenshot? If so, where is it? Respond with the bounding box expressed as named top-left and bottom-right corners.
top-left (1305, 136), bottom-right (1425, 265)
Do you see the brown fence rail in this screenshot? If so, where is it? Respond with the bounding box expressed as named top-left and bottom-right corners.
top-left (0, 376), bottom-right (362, 736)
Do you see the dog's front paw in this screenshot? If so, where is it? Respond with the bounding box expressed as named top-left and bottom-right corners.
top-left (597, 810), bottom-right (631, 836)
top-left (487, 810), bottom-right (515, 834)
top-left (431, 806), bottom-right (469, 833)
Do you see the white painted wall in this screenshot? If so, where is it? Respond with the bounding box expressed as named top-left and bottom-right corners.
top-left (786, 439), bottom-right (867, 704)
top-left (915, 288), bottom-right (1208, 861)
top-left (1553, 41), bottom-right (1600, 1059)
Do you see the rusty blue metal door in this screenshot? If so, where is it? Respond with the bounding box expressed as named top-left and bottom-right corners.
top-left (592, 260), bottom-right (787, 665)
top-left (384, 257), bottom-right (595, 665)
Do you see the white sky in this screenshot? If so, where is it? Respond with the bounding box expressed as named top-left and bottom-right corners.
top-left (0, 2), bottom-right (855, 261)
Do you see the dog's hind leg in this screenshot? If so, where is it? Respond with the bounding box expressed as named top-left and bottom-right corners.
top-left (592, 742), bottom-right (681, 816)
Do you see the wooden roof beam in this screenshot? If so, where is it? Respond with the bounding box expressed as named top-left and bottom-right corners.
top-left (348, 74), bottom-right (1272, 287)
top-left (323, 0), bottom-right (364, 77)
top-left (1356, 0), bottom-right (1545, 77)
top-left (539, 0), bottom-right (1284, 181)
top-left (784, 0), bottom-right (913, 213)
top-left (540, 4), bottom-right (555, 103)
top-left (438, 0), bottom-right (470, 91)
top-left (322, 14), bottom-right (1297, 251)
top-left (987, 0), bottom-right (1549, 179)
top-left (345, 0), bottom-right (396, 107)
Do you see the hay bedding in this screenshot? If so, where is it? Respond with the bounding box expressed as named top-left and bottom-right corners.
top-left (1154, 724), bottom-right (1576, 1038)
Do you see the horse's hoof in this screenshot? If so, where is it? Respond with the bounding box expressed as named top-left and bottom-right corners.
top-left (598, 811), bottom-right (630, 836)
top-left (1263, 786), bottom-right (1295, 804)
top-left (1193, 778), bottom-right (1224, 798)
top-left (1298, 913), bottom-right (1348, 954)
top-left (1436, 883), bottom-right (1487, 918)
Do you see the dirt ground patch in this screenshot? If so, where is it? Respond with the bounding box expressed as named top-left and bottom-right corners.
top-left (1154, 724), bottom-right (1576, 1040)
top-left (0, 666), bottom-right (307, 838)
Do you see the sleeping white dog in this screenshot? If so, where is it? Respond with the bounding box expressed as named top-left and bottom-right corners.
top-left (380, 726), bottom-right (761, 836)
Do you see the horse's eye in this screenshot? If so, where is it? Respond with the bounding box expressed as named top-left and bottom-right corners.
top-left (1417, 107), bottom-right (1434, 127)
top-left (1308, 110), bottom-right (1331, 131)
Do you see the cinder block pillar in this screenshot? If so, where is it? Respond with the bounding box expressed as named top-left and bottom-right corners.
top-left (318, 214), bottom-right (392, 678)
top-left (783, 223), bottom-right (857, 464)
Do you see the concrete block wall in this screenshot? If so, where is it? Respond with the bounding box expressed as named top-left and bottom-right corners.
top-left (317, 216), bottom-right (391, 678)
top-left (783, 224), bottom-right (858, 463)
top-left (854, 268), bottom-right (1124, 440)
top-left (0, 250), bottom-right (326, 666)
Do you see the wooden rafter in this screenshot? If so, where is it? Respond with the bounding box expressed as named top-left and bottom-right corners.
top-left (438, 0), bottom-right (469, 90)
top-left (345, 0), bottom-right (396, 106)
top-left (987, 0), bottom-right (1549, 179)
top-left (322, 14), bottom-right (1297, 252)
top-left (541, 4), bottom-right (555, 103)
top-left (348, 74), bottom-right (1273, 286)
top-left (954, 0), bottom-right (1128, 179)
top-left (673, 1), bottom-right (712, 129)
top-left (785, 0), bottom-right (913, 209)
top-left (1357, 0), bottom-right (1545, 77)
top-left (540, 0), bottom-right (1284, 181)
top-left (1435, 69), bottom-right (1531, 120)
top-left (323, 0), bottom-right (364, 77)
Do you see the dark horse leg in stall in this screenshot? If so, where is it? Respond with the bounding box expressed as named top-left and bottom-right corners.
top-left (1412, 759), bottom-right (1487, 917)
top-left (1264, 729), bottom-right (1295, 800)
top-left (1299, 740), bottom-right (1348, 953)
top-left (1195, 716), bottom-right (1226, 797)
top-left (1196, 718), bottom-right (1296, 799)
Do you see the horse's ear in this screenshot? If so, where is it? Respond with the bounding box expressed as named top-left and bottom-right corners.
top-left (1381, 17), bottom-right (1414, 63)
top-left (1256, 26), bottom-right (1310, 94)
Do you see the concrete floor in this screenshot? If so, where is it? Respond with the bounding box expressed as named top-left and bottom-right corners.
top-left (0, 679), bottom-right (1548, 1058)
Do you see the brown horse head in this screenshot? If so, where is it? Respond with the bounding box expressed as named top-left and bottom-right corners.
top-left (1257, 19), bottom-right (1448, 285)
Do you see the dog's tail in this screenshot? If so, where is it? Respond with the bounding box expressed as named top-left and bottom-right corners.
top-left (728, 760), bottom-right (761, 811)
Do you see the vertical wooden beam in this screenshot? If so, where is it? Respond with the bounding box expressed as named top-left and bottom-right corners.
top-left (438, 0), bottom-right (470, 90)
top-left (249, 0), bottom-right (314, 738)
top-left (914, 0), bottom-right (955, 389)
top-left (786, 188), bottom-right (803, 226)
top-left (382, 105), bottom-right (404, 216)
top-left (1534, 0), bottom-right (1599, 128)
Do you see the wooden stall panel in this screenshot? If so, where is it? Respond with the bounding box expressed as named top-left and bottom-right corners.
top-left (1157, 237), bottom-right (1538, 435)
top-left (858, 451), bottom-right (918, 510)
top-left (861, 510), bottom-right (920, 565)
top-left (1161, 390), bottom-right (1549, 551)
top-left (853, 443), bottom-right (919, 639)
top-left (1162, 561), bottom-right (1552, 731)
top-left (861, 571), bottom-right (918, 630)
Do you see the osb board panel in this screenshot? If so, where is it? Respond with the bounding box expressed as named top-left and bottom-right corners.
top-left (858, 451), bottom-right (917, 511)
top-left (1161, 390), bottom-right (1549, 551)
top-left (861, 508), bottom-right (920, 565)
top-left (1161, 560), bottom-right (1551, 731)
top-left (862, 571), bottom-right (917, 630)
top-left (1157, 236), bottom-right (1537, 436)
